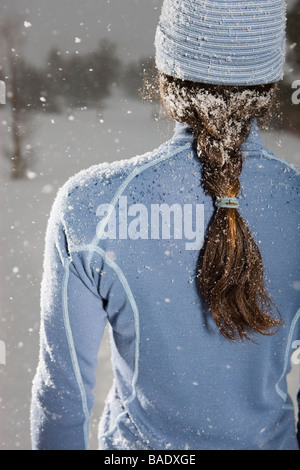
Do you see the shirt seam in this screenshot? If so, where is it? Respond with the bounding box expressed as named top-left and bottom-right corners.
top-left (68, 244), bottom-right (141, 439)
top-left (87, 142), bottom-right (192, 266)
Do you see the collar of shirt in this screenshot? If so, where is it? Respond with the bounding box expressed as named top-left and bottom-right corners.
top-left (172, 118), bottom-right (264, 152)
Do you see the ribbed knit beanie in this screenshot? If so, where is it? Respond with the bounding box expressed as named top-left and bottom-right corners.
top-left (155, 0), bottom-right (286, 85)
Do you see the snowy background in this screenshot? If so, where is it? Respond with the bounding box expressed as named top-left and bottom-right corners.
top-left (0, 0), bottom-right (299, 451)
top-left (0, 89), bottom-right (175, 450)
top-left (0, 86), bottom-right (299, 452)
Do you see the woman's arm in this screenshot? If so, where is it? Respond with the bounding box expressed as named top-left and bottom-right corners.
top-left (30, 198), bottom-right (107, 450)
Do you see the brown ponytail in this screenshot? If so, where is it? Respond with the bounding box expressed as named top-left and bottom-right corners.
top-left (159, 73), bottom-right (282, 341)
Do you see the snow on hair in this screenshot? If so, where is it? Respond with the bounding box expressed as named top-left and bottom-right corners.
top-left (160, 73), bottom-right (282, 341)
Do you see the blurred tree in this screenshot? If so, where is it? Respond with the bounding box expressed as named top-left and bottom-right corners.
top-left (44, 48), bottom-right (66, 110)
top-left (45, 39), bottom-right (120, 108)
top-left (17, 58), bottom-right (58, 112)
top-left (0, 15), bottom-right (29, 178)
top-left (122, 56), bottom-right (156, 99)
top-left (91, 38), bottom-right (121, 105)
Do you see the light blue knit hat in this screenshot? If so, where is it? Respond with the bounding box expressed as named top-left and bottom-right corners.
top-left (155, 0), bottom-right (286, 85)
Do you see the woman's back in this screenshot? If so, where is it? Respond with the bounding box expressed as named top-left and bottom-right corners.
top-left (30, 0), bottom-right (299, 451)
top-left (32, 121), bottom-right (299, 450)
top-left (96, 122), bottom-right (299, 450)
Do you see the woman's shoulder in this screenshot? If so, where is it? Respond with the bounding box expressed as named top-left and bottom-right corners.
top-left (243, 122), bottom-right (300, 177)
top-left (62, 152), bottom-right (156, 195)
top-left (259, 145), bottom-right (300, 177)
top-left (243, 137), bottom-right (300, 181)
top-left (53, 146), bottom-right (162, 211)
top-left (241, 141), bottom-right (300, 215)
top-left (54, 135), bottom-right (190, 210)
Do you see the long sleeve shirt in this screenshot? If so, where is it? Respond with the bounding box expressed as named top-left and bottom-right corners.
top-left (31, 122), bottom-right (300, 450)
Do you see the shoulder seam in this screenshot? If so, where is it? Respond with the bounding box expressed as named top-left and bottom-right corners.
top-left (88, 142), bottom-right (192, 255)
top-left (261, 149), bottom-right (300, 175)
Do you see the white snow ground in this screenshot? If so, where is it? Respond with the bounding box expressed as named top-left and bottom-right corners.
top-left (0, 90), bottom-right (299, 450)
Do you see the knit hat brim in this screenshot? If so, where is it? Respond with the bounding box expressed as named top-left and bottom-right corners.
top-left (155, 0), bottom-right (286, 86)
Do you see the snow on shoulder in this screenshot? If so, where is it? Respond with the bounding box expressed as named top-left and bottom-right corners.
top-left (47, 140), bottom-right (175, 248)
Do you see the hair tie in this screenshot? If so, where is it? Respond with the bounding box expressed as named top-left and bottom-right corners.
top-left (215, 197), bottom-right (239, 209)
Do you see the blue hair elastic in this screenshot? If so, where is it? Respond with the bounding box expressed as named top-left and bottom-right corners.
top-left (215, 197), bottom-right (239, 209)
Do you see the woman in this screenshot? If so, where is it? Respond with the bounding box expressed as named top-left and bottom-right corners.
top-left (31, 0), bottom-right (300, 450)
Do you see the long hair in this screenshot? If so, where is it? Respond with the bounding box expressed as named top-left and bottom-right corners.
top-left (159, 73), bottom-right (282, 341)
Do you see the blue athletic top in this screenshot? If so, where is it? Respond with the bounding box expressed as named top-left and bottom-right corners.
top-left (30, 122), bottom-right (300, 450)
